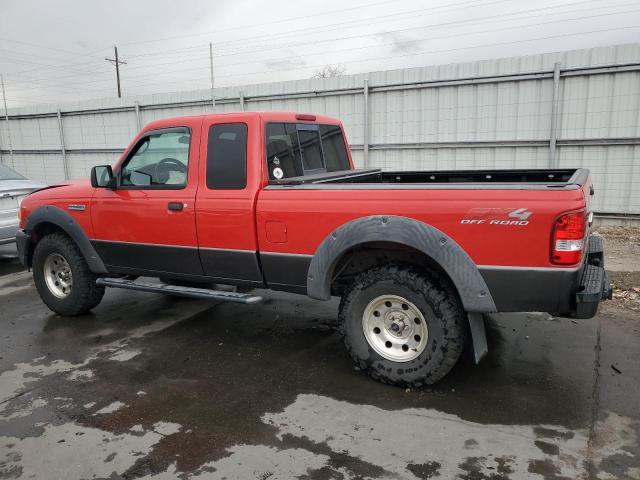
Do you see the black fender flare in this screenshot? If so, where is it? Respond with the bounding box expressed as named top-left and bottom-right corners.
top-left (23, 205), bottom-right (107, 274)
top-left (306, 215), bottom-right (497, 313)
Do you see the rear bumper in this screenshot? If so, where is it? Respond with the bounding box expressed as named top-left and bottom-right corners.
top-left (573, 235), bottom-right (613, 319)
top-left (479, 234), bottom-right (611, 318)
top-left (15, 229), bottom-right (31, 267)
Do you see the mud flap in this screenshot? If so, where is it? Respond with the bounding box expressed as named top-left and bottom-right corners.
top-left (468, 312), bottom-right (488, 364)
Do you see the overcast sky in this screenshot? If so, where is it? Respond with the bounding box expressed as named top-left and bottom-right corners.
top-left (1, 0), bottom-right (639, 108)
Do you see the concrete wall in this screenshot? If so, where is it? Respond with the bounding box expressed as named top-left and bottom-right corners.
top-left (1, 44), bottom-right (639, 217)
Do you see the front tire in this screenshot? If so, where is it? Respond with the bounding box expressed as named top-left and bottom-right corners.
top-left (340, 265), bottom-right (466, 387)
top-left (33, 233), bottom-right (105, 316)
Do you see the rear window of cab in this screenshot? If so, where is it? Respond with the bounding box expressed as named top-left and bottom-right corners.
top-left (265, 123), bottom-right (349, 181)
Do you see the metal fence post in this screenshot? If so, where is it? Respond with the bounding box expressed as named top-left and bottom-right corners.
top-left (57, 108), bottom-right (69, 179)
top-left (134, 101), bottom-right (141, 131)
top-left (549, 62), bottom-right (561, 168)
top-left (239, 91), bottom-right (245, 111)
top-left (1, 74), bottom-right (14, 167)
top-left (363, 79), bottom-right (369, 168)
top-left (0, 109), bottom-right (3, 166)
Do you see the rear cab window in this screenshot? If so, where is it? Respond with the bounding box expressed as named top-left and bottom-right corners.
top-left (206, 123), bottom-right (248, 189)
top-left (265, 123), bottom-right (349, 181)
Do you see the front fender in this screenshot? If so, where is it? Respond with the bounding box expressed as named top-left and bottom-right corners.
top-left (307, 215), bottom-right (496, 313)
top-left (23, 205), bottom-right (107, 274)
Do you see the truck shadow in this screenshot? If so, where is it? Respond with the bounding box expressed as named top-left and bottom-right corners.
top-left (0, 255), bottom-right (25, 276)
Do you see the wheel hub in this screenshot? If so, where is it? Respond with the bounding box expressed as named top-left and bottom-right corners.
top-left (387, 313), bottom-right (410, 336)
top-left (44, 253), bottom-right (73, 299)
top-left (362, 294), bottom-right (428, 362)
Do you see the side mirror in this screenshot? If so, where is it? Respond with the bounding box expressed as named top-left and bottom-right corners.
top-left (129, 170), bottom-right (152, 186)
top-left (91, 165), bottom-right (115, 188)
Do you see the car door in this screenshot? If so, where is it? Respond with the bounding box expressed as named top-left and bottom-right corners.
top-left (194, 114), bottom-right (263, 286)
top-left (91, 125), bottom-right (204, 276)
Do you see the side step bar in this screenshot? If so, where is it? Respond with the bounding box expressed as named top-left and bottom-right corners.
top-left (96, 278), bottom-right (263, 304)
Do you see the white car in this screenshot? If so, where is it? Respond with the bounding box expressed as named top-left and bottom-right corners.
top-left (0, 164), bottom-right (45, 254)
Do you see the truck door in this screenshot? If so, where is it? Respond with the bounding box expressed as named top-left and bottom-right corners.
top-left (91, 125), bottom-right (203, 276)
top-left (195, 114), bottom-right (263, 286)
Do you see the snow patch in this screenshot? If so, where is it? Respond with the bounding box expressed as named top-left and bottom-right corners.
top-left (66, 369), bottom-right (95, 381)
top-left (0, 420), bottom-right (178, 479)
top-left (109, 349), bottom-right (142, 362)
top-left (94, 401), bottom-right (126, 415)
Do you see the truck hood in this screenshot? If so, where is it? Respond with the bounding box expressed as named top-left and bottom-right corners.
top-left (27, 178), bottom-right (93, 199)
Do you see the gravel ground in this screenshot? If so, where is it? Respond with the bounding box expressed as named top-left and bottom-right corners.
top-left (595, 226), bottom-right (640, 313)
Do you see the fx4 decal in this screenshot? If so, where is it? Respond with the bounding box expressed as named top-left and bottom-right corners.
top-left (460, 207), bottom-right (533, 226)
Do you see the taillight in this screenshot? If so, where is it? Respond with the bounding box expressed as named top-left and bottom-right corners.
top-left (551, 210), bottom-right (586, 265)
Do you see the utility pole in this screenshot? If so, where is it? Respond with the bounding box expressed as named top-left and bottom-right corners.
top-left (105, 46), bottom-right (126, 98)
top-left (209, 42), bottom-right (215, 110)
top-left (0, 74), bottom-right (14, 166)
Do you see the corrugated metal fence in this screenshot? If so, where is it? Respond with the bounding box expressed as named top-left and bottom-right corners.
top-left (1, 44), bottom-right (639, 217)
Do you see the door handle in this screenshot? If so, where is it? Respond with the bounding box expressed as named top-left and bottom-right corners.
top-left (168, 202), bottom-right (184, 211)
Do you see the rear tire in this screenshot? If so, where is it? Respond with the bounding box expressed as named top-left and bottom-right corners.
top-left (339, 265), bottom-right (466, 387)
top-left (33, 233), bottom-right (105, 316)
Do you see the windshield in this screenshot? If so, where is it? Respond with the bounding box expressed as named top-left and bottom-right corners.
top-left (0, 164), bottom-right (26, 181)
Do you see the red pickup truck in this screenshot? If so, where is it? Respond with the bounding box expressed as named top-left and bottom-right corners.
top-left (16, 111), bottom-right (611, 386)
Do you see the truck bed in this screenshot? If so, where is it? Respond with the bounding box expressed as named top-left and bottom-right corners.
top-left (270, 168), bottom-right (588, 190)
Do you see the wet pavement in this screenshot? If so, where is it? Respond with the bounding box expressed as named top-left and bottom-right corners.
top-left (0, 257), bottom-right (639, 479)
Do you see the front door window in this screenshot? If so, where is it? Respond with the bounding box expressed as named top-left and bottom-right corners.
top-left (120, 128), bottom-right (190, 188)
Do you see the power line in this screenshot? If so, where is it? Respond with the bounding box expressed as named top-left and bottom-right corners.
top-left (83, 0), bottom-right (636, 84)
top-left (1, 1), bottom-right (637, 106)
top-left (76, 6), bottom-right (640, 86)
top-left (1, 0), bottom-right (625, 85)
top-left (46, 21), bottom-right (640, 97)
top-left (2, 45), bottom-right (108, 77)
top-left (6, 12), bottom-right (640, 100)
top-left (122, 0), bottom-right (512, 55)
top-left (85, 0), bottom-right (629, 82)
top-left (0, 47), bottom-right (85, 66)
top-left (1, 0), bottom-right (503, 77)
top-left (117, 0), bottom-right (615, 58)
top-left (210, 0), bottom-right (632, 59)
top-left (126, 44), bottom-right (211, 59)
top-left (196, 0), bottom-right (514, 53)
top-left (0, 37), bottom-right (93, 57)
top-left (148, 23), bottom-right (640, 84)
top-left (216, 6), bottom-right (640, 69)
top-left (116, 0), bottom-right (402, 48)
top-left (0, 0), bottom-right (481, 78)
